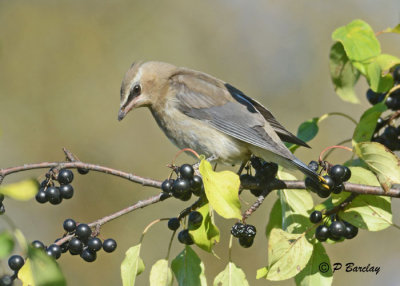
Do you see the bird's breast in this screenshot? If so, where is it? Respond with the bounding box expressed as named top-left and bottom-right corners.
top-left (149, 103), bottom-right (250, 164)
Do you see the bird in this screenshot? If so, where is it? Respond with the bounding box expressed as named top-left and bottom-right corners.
top-left (118, 61), bottom-right (320, 181)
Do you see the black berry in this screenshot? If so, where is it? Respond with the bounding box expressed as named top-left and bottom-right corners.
top-left (46, 186), bottom-right (62, 205)
top-left (393, 65), bottom-right (400, 82)
top-left (167, 217), bottom-right (180, 231)
top-left (385, 96), bottom-right (400, 110)
top-left (177, 230), bottom-right (194, 245)
top-left (57, 169), bottom-right (74, 185)
top-left (35, 189), bottom-right (48, 204)
top-left (329, 220), bottom-right (346, 238)
top-left (179, 164), bottom-right (194, 179)
top-left (332, 184), bottom-right (344, 194)
top-left (31, 240), bottom-right (45, 250)
top-left (188, 211), bottom-right (203, 230)
top-left (343, 221), bottom-right (358, 239)
top-left (59, 184), bottom-right (74, 199)
top-left (231, 223), bottom-right (246, 238)
top-left (68, 238), bottom-right (83, 255)
top-left (308, 161), bottom-right (319, 172)
top-left (329, 165), bottom-right (346, 183)
top-left (244, 225), bottom-right (256, 238)
top-left (238, 236), bottom-right (254, 248)
top-left (366, 89), bottom-right (384, 105)
top-left (305, 177), bottom-right (320, 193)
top-left (103, 239), bottom-right (117, 253)
top-left (190, 175), bottom-right (204, 196)
top-left (81, 248), bottom-right (97, 262)
top-left (179, 191), bottom-right (192, 201)
top-left (315, 225), bottom-right (329, 242)
top-left (309, 211), bottom-right (323, 223)
top-left (342, 166), bottom-right (351, 182)
top-left (317, 187), bottom-right (331, 198)
top-left (63, 219), bottom-right (76, 233)
top-left (47, 244), bottom-right (61, 259)
top-left (250, 157), bottom-right (263, 170)
top-left (0, 275), bottom-right (13, 286)
top-left (172, 178), bottom-right (191, 199)
top-left (77, 168), bottom-right (89, 175)
top-left (322, 175), bottom-right (335, 190)
top-left (161, 179), bottom-right (174, 193)
top-left (75, 224), bottom-right (92, 240)
top-left (87, 237), bottom-right (102, 252)
top-left (8, 255), bottom-right (24, 271)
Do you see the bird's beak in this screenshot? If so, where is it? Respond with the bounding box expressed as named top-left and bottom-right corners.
top-left (118, 108), bottom-right (126, 121)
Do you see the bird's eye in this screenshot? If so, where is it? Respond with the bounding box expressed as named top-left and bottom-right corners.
top-left (132, 84), bottom-right (141, 96)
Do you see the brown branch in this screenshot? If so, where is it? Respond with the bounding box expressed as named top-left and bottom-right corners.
top-left (55, 193), bottom-right (168, 246)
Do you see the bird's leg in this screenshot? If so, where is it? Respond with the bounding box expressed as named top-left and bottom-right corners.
top-left (236, 161), bottom-right (248, 176)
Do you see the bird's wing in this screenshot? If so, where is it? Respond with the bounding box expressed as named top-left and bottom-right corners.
top-left (169, 70), bottom-right (294, 158)
top-left (225, 83), bottom-right (310, 148)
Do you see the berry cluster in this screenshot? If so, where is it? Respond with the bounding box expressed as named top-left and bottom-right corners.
top-left (309, 211), bottom-right (358, 242)
top-left (31, 219), bottom-right (117, 263)
top-left (231, 223), bottom-right (257, 248)
top-left (0, 194), bottom-right (5, 215)
top-left (240, 157), bottom-right (278, 197)
top-left (167, 211), bottom-right (204, 245)
top-left (35, 169), bottom-right (74, 205)
top-left (161, 164), bottom-right (204, 201)
top-left (0, 255), bottom-right (25, 285)
top-left (305, 163), bottom-right (351, 198)
top-left (367, 66), bottom-right (400, 151)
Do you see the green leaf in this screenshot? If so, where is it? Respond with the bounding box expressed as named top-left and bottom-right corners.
top-left (18, 258), bottom-right (35, 286)
top-left (339, 167), bottom-right (392, 231)
top-left (24, 247), bottom-right (66, 286)
top-left (189, 203), bottom-right (220, 252)
top-left (294, 243), bottom-right (333, 286)
top-left (366, 61), bottom-right (393, 93)
top-left (352, 103), bottom-right (387, 145)
top-left (265, 199), bottom-right (282, 238)
top-left (257, 229), bottom-right (313, 281)
top-left (375, 54), bottom-right (400, 71)
top-left (213, 262), bottom-right (249, 286)
top-left (381, 24), bottom-right (400, 34)
top-left (332, 19), bottom-right (381, 62)
top-left (121, 244), bottom-right (145, 286)
top-left (0, 231), bottom-right (14, 258)
top-left (355, 142), bottom-right (400, 191)
top-left (149, 259), bottom-right (173, 286)
top-left (0, 179), bottom-right (39, 201)
top-left (288, 117), bottom-right (320, 152)
top-left (329, 42), bottom-right (361, 103)
top-left (171, 246), bottom-right (207, 286)
top-left (199, 159), bottom-right (241, 219)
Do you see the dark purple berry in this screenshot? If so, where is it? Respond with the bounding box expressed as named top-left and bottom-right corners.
top-left (103, 239), bottom-right (117, 253)
top-left (231, 223), bottom-right (246, 238)
top-left (0, 275), bottom-right (13, 286)
top-left (329, 165), bottom-right (346, 183)
top-left (342, 166), bottom-right (351, 182)
top-left (161, 179), bottom-right (174, 193)
top-left (315, 225), bottom-right (329, 242)
top-left (329, 220), bottom-right (346, 238)
top-left (179, 164), bottom-right (194, 179)
top-left (172, 178), bottom-right (191, 199)
top-left (167, 217), bottom-right (180, 231)
top-left (366, 89), bottom-right (384, 105)
top-left (81, 248), bottom-right (97, 262)
top-left (309, 211), bottom-right (323, 223)
top-left (46, 186), bottom-right (62, 205)
top-left (68, 238), bottom-right (83, 255)
top-left (31, 240), bottom-right (45, 250)
top-left (343, 221), bottom-right (358, 239)
top-left (35, 189), bottom-right (48, 204)
top-left (57, 169), bottom-right (74, 185)
top-left (77, 168), bottom-right (89, 175)
top-left (59, 184), bottom-right (74, 199)
top-left (63, 219), bottom-right (76, 233)
top-left (244, 225), bottom-right (256, 238)
top-left (87, 238), bottom-right (102, 252)
top-left (177, 230), bottom-right (193, 245)
top-left (386, 96), bottom-right (400, 110)
top-left (190, 176), bottom-right (204, 196)
top-left (47, 244), bottom-right (61, 259)
top-left (332, 184), bottom-right (344, 194)
top-left (75, 224), bottom-right (92, 240)
top-left (238, 236), bottom-right (254, 248)
top-left (8, 255), bottom-right (24, 271)
top-left (188, 211), bottom-right (203, 230)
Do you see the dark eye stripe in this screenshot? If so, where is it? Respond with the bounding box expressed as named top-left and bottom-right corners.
top-left (123, 84), bottom-right (141, 108)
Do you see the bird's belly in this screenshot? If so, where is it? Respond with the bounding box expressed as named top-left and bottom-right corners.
top-left (150, 107), bottom-right (250, 164)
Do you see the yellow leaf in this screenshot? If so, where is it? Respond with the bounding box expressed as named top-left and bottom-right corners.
top-left (18, 259), bottom-right (35, 286)
top-left (0, 180), bottom-right (39, 201)
top-left (199, 159), bottom-right (241, 219)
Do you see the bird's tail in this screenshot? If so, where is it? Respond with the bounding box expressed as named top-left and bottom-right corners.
top-left (290, 157), bottom-right (326, 184)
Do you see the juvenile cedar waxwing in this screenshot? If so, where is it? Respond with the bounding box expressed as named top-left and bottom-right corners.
top-left (118, 61), bottom-right (320, 181)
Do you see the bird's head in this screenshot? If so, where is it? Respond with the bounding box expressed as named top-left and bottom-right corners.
top-left (118, 61), bottom-right (176, 121)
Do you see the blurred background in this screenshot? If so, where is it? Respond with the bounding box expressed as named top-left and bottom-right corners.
top-left (0, 0), bottom-right (399, 285)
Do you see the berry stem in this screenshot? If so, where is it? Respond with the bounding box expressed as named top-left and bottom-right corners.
top-left (165, 231), bottom-right (176, 260)
top-left (139, 218), bottom-right (168, 244)
top-left (320, 112), bottom-right (358, 125)
top-left (321, 139), bottom-right (352, 161)
top-left (318, 145), bottom-right (353, 163)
